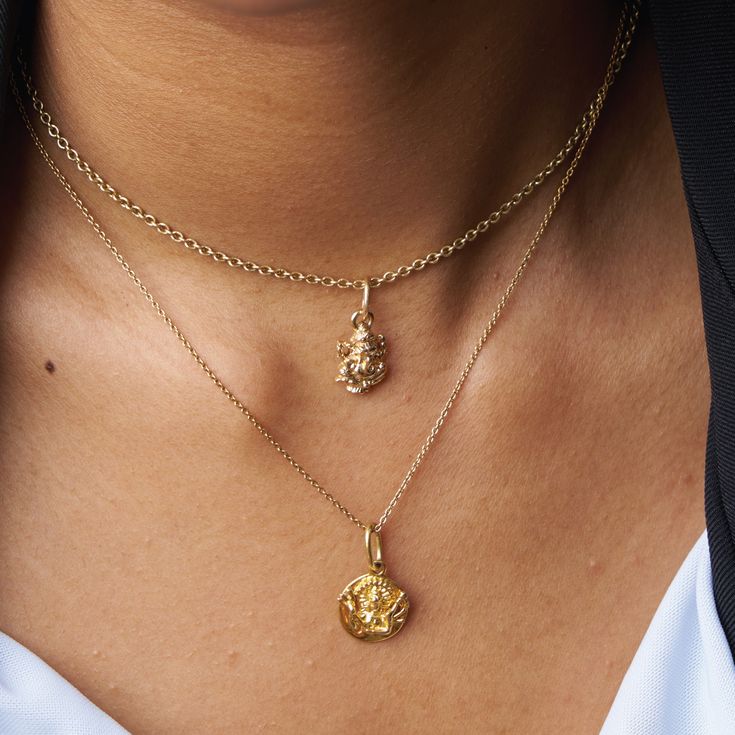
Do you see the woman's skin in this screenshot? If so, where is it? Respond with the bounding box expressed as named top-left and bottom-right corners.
top-left (0, 0), bottom-right (709, 732)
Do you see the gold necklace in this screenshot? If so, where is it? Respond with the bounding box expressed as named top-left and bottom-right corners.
top-left (11, 1), bottom-right (638, 641)
top-left (14, 14), bottom-right (633, 395)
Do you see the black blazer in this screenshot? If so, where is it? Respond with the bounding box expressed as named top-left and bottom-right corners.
top-left (1, 0), bottom-right (734, 662)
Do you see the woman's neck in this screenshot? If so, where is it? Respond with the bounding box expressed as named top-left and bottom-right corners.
top-left (26, 0), bottom-right (616, 274)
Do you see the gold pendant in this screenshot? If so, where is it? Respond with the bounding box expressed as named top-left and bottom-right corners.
top-left (335, 283), bottom-right (387, 394)
top-left (338, 524), bottom-right (409, 641)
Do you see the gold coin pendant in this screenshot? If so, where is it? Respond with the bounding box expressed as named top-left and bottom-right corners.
top-left (337, 523), bottom-right (409, 641)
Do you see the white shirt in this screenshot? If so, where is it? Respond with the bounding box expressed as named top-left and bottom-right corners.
top-left (1, 531), bottom-right (734, 734)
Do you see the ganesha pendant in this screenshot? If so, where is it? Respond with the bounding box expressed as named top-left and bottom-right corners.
top-left (335, 283), bottom-right (387, 394)
top-left (338, 524), bottom-right (409, 641)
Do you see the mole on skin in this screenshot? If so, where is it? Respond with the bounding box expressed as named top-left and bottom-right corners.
top-left (44, 360), bottom-right (55, 373)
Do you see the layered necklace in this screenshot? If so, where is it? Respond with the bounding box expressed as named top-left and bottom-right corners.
top-left (11, 1), bottom-right (638, 642)
top-left (17, 12), bottom-right (628, 396)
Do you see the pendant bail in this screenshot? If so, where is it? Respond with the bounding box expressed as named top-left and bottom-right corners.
top-left (365, 523), bottom-right (386, 575)
top-left (361, 280), bottom-right (370, 318)
top-left (350, 280), bottom-right (373, 329)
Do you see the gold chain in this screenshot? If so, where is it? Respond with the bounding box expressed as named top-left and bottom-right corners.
top-left (16, 7), bottom-right (634, 292)
top-left (10, 2), bottom-right (638, 532)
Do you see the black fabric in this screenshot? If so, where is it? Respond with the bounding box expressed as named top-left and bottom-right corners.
top-left (647, 0), bottom-right (735, 657)
top-left (0, 0), bottom-right (20, 123)
top-left (1, 0), bottom-right (735, 662)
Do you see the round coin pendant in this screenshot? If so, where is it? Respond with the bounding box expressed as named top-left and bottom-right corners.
top-left (337, 523), bottom-right (409, 641)
top-left (338, 571), bottom-right (409, 641)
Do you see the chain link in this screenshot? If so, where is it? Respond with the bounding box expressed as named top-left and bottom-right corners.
top-left (17, 7), bottom-right (634, 292)
top-left (10, 1), bottom-right (638, 532)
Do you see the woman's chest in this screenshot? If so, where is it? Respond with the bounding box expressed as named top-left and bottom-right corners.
top-left (0, 318), bottom-right (709, 734)
top-left (0, 195), bottom-right (713, 731)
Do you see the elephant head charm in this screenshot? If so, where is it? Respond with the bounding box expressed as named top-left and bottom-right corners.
top-left (335, 283), bottom-right (387, 394)
top-left (335, 311), bottom-right (387, 394)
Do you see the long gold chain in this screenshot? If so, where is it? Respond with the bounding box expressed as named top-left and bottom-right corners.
top-left (11, 2), bottom-right (638, 532)
top-left (16, 7), bottom-right (634, 292)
